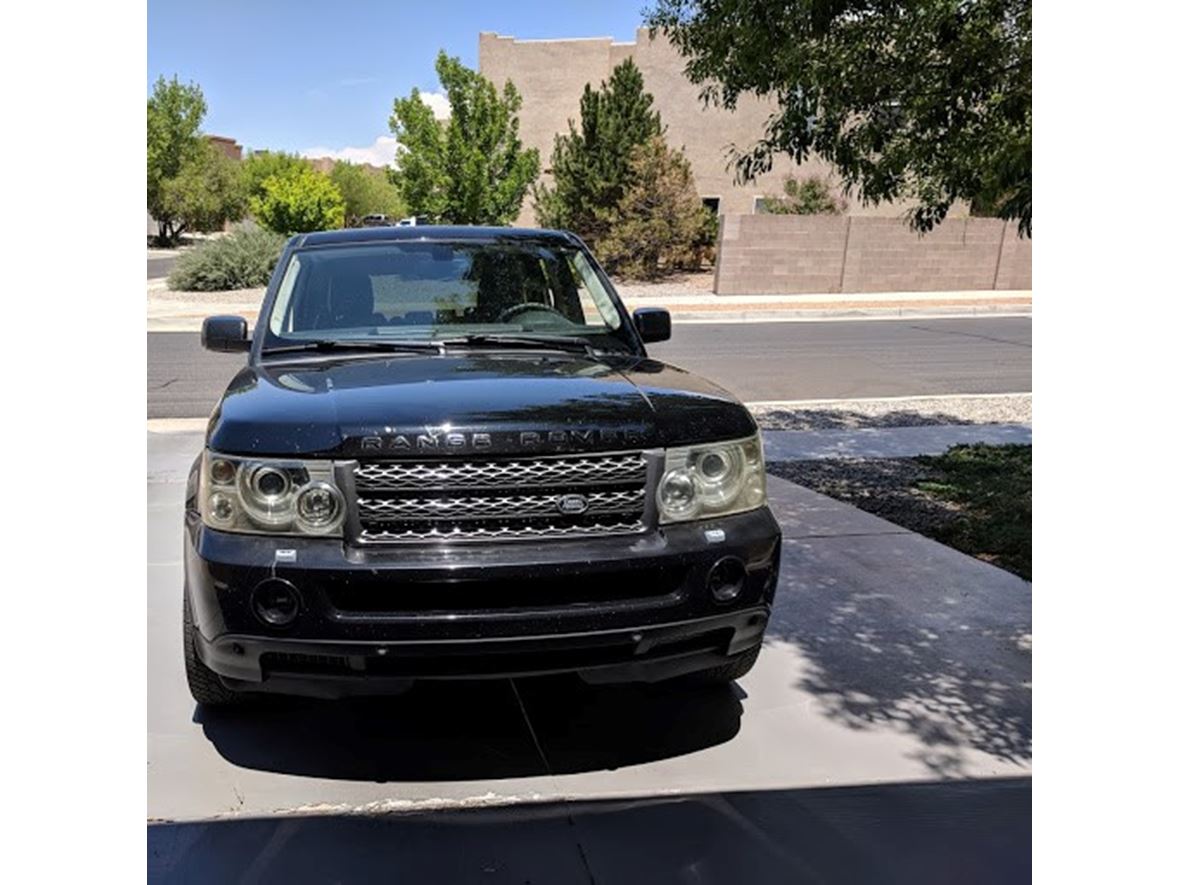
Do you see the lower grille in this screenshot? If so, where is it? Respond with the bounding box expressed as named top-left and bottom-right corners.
top-left (352, 451), bottom-right (650, 544)
top-left (327, 566), bottom-right (686, 613)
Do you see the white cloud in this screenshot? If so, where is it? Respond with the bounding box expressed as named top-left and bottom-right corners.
top-left (300, 88), bottom-right (449, 168)
top-left (303, 135), bottom-right (401, 167)
top-left (418, 90), bottom-right (451, 120)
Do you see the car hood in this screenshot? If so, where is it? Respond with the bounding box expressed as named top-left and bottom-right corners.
top-left (206, 351), bottom-right (756, 457)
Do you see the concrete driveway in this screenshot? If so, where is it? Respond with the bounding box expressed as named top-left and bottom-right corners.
top-left (147, 429), bottom-right (1030, 878)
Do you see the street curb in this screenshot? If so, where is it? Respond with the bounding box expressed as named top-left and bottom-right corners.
top-left (666, 304), bottom-right (1031, 323)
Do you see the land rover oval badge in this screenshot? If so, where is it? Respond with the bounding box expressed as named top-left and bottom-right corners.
top-left (557, 494), bottom-right (590, 515)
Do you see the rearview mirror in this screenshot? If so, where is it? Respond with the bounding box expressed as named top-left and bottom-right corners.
top-left (202, 315), bottom-right (251, 353)
top-left (632, 307), bottom-right (671, 344)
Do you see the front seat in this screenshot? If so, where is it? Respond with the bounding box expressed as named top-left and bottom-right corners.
top-left (321, 271), bottom-right (384, 329)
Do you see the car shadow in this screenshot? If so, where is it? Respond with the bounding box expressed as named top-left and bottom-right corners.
top-left (197, 675), bottom-right (745, 781)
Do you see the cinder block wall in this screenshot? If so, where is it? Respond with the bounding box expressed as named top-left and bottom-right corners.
top-left (714, 215), bottom-right (1031, 295)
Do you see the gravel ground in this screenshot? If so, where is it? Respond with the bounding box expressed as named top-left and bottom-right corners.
top-left (770, 446), bottom-right (1032, 580)
top-left (147, 286), bottom-right (266, 308)
top-left (613, 271), bottom-right (715, 299)
top-left (751, 394), bottom-right (1032, 431)
top-left (770, 458), bottom-right (958, 537)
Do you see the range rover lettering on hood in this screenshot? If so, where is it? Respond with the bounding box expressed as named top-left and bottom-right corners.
top-left (358, 427), bottom-right (649, 452)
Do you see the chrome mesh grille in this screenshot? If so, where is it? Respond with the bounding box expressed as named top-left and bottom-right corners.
top-left (359, 520), bottom-right (648, 543)
top-left (352, 451), bottom-right (649, 544)
top-left (358, 489), bottom-right (645, 522)
top-left (353, 453), bottom-right (646, 490)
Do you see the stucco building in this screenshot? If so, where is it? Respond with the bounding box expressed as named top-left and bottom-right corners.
top-left (480, 28), bottom-right (952, 228)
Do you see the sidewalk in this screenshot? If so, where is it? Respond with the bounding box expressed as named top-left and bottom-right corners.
top-left (146, 283), bottom-right (1031, 332)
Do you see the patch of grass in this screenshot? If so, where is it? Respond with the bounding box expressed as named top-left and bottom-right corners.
top-left (167, 227), bottom-right (285, 291)
top-left (915, 444), bottom-right (1031, 580)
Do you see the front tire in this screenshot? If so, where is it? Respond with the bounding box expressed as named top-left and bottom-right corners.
top-left (183, 588), bottom-right (245, 707)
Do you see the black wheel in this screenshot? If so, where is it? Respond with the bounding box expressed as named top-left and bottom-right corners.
top-left (183, 588), bottom-right (245, 707)
top-left (676, 645), bottom-right (762, 687)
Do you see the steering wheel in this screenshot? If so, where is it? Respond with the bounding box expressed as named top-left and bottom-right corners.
top-left (495, 302), bottom-right (568, 324)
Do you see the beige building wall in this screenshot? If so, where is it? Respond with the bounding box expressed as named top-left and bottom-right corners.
top-left (480, 28), bottom-right (935, 228)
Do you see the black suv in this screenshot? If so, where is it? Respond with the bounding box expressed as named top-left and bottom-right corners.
top-left (184, 226), bottom-right (781, 705)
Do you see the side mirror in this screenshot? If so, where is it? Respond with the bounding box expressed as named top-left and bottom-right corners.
top-left (633, 307), bottom-right (671, 344)
top-left (202, 315), bottom-right (251, 353)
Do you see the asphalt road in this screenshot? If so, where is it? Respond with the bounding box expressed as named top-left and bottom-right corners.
top-left (149, 254), bottom-right (178, 280)
top-left (146, 316), bottom-right (1031, 419)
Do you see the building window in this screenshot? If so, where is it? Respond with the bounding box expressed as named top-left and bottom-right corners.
top-left (701, 197), bottom-right (720, 215)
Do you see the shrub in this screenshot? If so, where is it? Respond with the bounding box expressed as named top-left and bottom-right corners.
top-left (595, 136), bottom-right (711, 280)
top-left (167, 227), bottom-right (285, 291)
top-left (760, 175), bottom-right (847, 215)
top-left (250, 167), bottom-right (345, 235)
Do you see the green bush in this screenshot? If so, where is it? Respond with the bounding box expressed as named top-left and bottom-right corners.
top-left (167, 227), bottom-right (285, 291)
top-left (760, 175), bottom-right (847, 215)
top-left (595, 136), bottom-right (711, 280)
top-left (251, 167), bottom-right (345, 235)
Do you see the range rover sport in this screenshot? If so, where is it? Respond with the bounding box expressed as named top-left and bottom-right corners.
top-left (183, 226), bottom-right (782, 705)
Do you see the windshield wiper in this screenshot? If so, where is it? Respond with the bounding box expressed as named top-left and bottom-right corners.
top-left (261, 339), bottom-right (444, 356)
top-left (437, 333), bottom-right (598, 355)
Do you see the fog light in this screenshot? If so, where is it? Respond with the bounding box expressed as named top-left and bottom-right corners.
top-left (251, 578), bottom-right (301, 627)
top-left (707, 557), bottom-right (747, 604)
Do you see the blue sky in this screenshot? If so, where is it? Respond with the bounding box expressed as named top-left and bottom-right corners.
top-left (148, 0), bottom-right (649, 163)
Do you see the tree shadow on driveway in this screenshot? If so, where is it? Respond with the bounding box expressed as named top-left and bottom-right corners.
top-left (764, 529), bottom-right (1031, 778)
top-left (196, 675), bottom-right (744, 782)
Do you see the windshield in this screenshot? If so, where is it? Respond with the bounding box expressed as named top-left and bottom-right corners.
top-left (263, 239), bottom-right (632, 352)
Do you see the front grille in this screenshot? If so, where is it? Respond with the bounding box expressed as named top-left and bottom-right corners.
top-left (352, 451), bottom-right (650, 544)
top-left (354, 454), bottom-right (646, 490)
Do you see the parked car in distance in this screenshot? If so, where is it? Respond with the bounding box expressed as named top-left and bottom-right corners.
top-left (185, 225), bottom-right (781, 705)
top-left (360, 214), bottom-right (393, 227)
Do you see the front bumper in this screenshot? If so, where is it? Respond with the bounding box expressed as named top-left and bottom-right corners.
top-left (184, 505), bottom-right (781, 696)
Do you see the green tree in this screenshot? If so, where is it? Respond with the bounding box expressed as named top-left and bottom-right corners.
top-left (147, 75), bottom-right (207, 244)
top-left (596, 136), bottom-right (711, 280)
top-left (647, 0), bottom-right (1032, 236)
top-left (250, 167), bottom-right (345, 235)
top-left (241, 151), bottom-right (312, 201)
top-left (329, 161), bottom-right (407, 224)
top-left (389, 51), bottom-right (540, 224)
top-left (534, 59), bottom-right (664, 244)
top-left (158, 140), bottom-right (248, 234)
top-left (761, 175), bottom-right (847, 216)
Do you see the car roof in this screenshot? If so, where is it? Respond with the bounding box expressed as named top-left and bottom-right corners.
top-left (292, 225), bottom-right (579, 248)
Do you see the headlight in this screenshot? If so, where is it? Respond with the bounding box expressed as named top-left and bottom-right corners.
top-left (657, 436), bottom-right (766, 524)
top-left (199, 452), bottom-right (345, 536)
